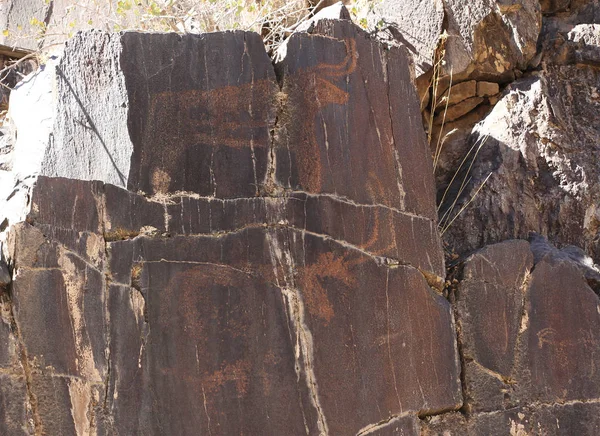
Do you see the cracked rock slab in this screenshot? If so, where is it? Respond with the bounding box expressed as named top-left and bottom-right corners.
top-left (275, 20), bottom-right (438, 221)
top-left (105, 228), bottom-right (461, 435)
top-left (454, 238), bottom-right (600, 418)
top-left (0, 22), bottom-right (457, 435)
top-left (455, 240), bottom-right (533, 413)
top-left (422, 401), bottom-right (600, 435)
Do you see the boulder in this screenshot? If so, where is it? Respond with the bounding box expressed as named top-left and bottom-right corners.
top-left (442, 62), bottom-right (600, 261)
top-left (369, 0), bottom-right (445, 76)
top-left (372, 0), bottom-right (541, 82)
top-left (456, 238), bottom-right (600, 409)
top-left (429, 238), bottom-right (600, 433)
top-left (455, 240), bottom-right (533, 413)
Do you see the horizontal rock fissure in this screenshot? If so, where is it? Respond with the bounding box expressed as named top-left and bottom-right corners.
top-left (115, 189), bottom-right (436, 225)
top-left (103, 222), bottom-right (445, 286)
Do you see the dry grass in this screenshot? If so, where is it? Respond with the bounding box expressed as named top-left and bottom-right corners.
top-left (3, 0), bottom-right (380, 54)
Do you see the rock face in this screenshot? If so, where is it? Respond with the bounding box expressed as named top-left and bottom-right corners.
top-left (442, 59), bottom-right (600, 259)
top-left (3, 1), bottom-right (600, 433)
top-left (0, 21), bottom-right (462, 435)
top-left (370, 0), bottom-right (445, 76)
top-left (372, 0), bottom-right (541, 82)
top-left (432, 239), bottom-right (600, 434)
top-left (423, 4), bottom-right (600, 267)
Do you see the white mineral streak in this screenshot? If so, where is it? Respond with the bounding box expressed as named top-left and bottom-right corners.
top-left (266, 231), bottom-right (329, 435)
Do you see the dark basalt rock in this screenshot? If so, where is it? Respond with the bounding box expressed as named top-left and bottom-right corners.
top-left (444, 238), bottom-right (600, 432)
top-left (0, 21), bottom-right (458, 436)
top-left (455, 240), bottom-right (534, 412)
top-left (275, 20), bottom-right (437, 221)
top-left (121, 31), bottom-right (279, 199)
top-left (8, 176), bottom-right (460, 434)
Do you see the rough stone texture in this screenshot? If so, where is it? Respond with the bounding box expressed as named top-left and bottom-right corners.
top-left (3, 3), bottom-right (600, 433)
top-left (369, 0), bottom-right (445, 76)
top-left (529, 233), bottom-right (600, 290)
top-left (442, 0), bottom-right (541, 81)
top-left (121, 30), bottom-right (278, 198)
top-left (433, 238), bottom-right (600, 433)
top-left (422, 402), bottom-right (600, 435)
top-left (435, 96), bottom-right (484, 123)
top-left (2, 174), bottom-right (460, 434)
top-left (0, 22), bottom-right (461, 435)
top-left (0, 0), bottom-right (49, 50)
top-left (476, 81), bottom-right (499, 97)
top-left (434, 8), bottom-right (600, 270)
top-left (276, 20), bottom-right (438, 222)
top-left (42, 31), bottom-right (133, 187)
top-left (442, 61), bottom-right (600, 261)
top-left (455, 240), bottom-right (533, 413)
top-left (0, 259), bottom-right (9, 287)
top-left (359, 414), bottom-right (421, 435)
top-left (374, 0), bottom-right (541, 81)
top-left (516, 255), bottom-right (600, 404)
top-left (436, 80), bottom-right (478, 109)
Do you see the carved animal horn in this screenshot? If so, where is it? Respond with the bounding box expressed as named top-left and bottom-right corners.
top-left (312, 38), bottom-right (357, 77)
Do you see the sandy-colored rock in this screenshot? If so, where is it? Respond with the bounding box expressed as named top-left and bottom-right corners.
top-left (442, 0), bottom-right (541, 81)
top-left (436, 80), bottom-right (477, 109)
top-left (435, 96), bottom-right (484, 124)
top-left (476, 81), bottom-right (499, 97)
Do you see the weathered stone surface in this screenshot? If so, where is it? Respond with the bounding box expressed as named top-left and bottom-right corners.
top-left (442, 0), bottom-right (541, 81)
top-left (276, 20), bottom-right (438, 221)
top-left (517, 255), bottom-right (600, 404)
top-left (0, 22), bottom-right (459, 436)
top-left (476, 81), bottom-right (499, 97)
top-left (369, 0), bottom-right (445, 76)
top-left (0, 374), bottom-right (31, 436)
top-left (359, 414), bottom-right (421, 435)
top-left (443, 63), bottom-right (600, 261)
top-left (103, 228), bottom-right (461, 434)
top-left (422, 402), bottom-right (600, 435)
top-left (530, 233), bottom-right (600, 289)
top-left (435, 96), bottom-right (484, 123)
top-left (542, 23), bottom-right (600, 66)
top-left (44, 32), bottom-right (133, 187)
top-left (122, 31), bottom-right (278, 198)
top-left (448, 237), bottom-right (600, 430)
top-left (5, 210), bottom-right (460, 434)
top-left (540, 0), bottom-right (571, 14)
top-left (456, 240), bottom-right (533, 412)
top-left (0, 0), bottom-right (49, 50)
top-left (437, 80), bottom-right (477, 109)
top-left (0, 259), bottom-right (9, 287)
top-left (377, 0), bottom-right (541, 82)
